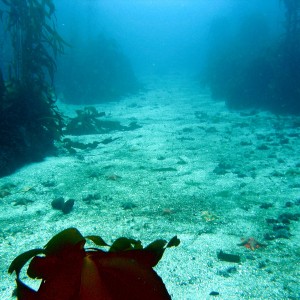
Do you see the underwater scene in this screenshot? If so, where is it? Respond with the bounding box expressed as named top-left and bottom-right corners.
top-left (0, 0), bottom-right (300, 299)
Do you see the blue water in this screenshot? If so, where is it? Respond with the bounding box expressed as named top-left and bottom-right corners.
top-left (1, 1), bottom-right (300, 299)
top-left (54, 0), bottom-right (282, 77)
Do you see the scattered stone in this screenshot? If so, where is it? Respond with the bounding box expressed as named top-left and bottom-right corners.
top-left (121, 202), bottom-right (137, 210)
top-left (280, 138), bottom-right (289, 145)
top-left (42, 180), bottom-right (56, 187)
top-left (13, 198), bottom-right (34, 206)
top-left (206, 126), bottom-right (218, 134)
top-left (265, 209), bottom-right (299, 241)
top-left (100, 137), bottom-right (121, 145)
top-left (264, 233), bottom-right (276, 241)
top-left (152, 167), bottom-right (177, 172)
top-left (278, 213), bottom-right (299, 222)
top-left (194, 111), bottom-right (208, 121)
top-left (62, 199), bottom-right (75, 214)
top-left (162, 208), bottom-right (176, 215)
top-left (277, 216), bottom-right (290, 224)
top-left (51, 197), bottom-right (65, 210)
top-left (217, 251), bottom-right (241, 263)
top-left (209, 291), bottom-right (220, 296)
top-left (273, 224), bottom-right (290, 231)
top-left (201, 211), bottom-right (219, 222)
top-left (270, 170), bottom-right (284, 177)
top-left (182, 127), bottom-right (193, 133)
top-left (274, 229), bottom-right (292, 239)
top-left (1, 183), bottom-right (16, 190)
top-left (264, 229), bottom-right (291, 240)
top-left (284, 201), bottom-right (294, 208)
top-left (0, 183), bottom-right (16, 198)
top-left (82, 193), bottom-right (100, 204)
top-left (0, 190), bottom-right (11, 198)
top-left (213, 162), bottom-right (232, 175)
top-left (106, 173), bottom-right (122, 181)
top-left (257, 144), bottom-right (269, 150)
top-left (258, 261), bottom-right (267, 269)
top-left (217, 266), bottom-right (237, 277)
top-left (177, 157), bottom-right (187, 165)
top-left (102, 195), bottom-right (113, 202)
top-left (157, 156), bottom-right (166, 161)
top-left (266, 218), bottom-right (278, 224)
top-left (260, 203), bottom-right (273, 209)
top-left (51, 197), bottom-right (75, 214)
top-left (240, 140), bottom-right (252, 146)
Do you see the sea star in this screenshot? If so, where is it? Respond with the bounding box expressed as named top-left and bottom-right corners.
top-left (238, 237), bottom-right (266, 251)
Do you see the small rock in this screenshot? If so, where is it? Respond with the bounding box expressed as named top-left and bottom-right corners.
top-left (274, 229), bottom-right (292, 239)
top-left (264, 233), bottom-right (276, 241)
top-left (284, 201), bottom-right (294, 208)
top-left (62, 199), bottom-right (75, 214)
top-left (121, 202), bottom-right (137, 210)
top-left (257, 144), bottom-right (269, 150)
top-left (51, 197), bottom-right (65, 210)
top-left (273, 224), bottom-right (290, 231)
top-left (260, 203), bottom-right (273, 209)
top-left (266, 218), bottom-right (278, 224)
top-left (82, 193), bottom-right (100, 204)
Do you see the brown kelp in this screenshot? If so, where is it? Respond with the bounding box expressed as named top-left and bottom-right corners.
top-left (9, 227), bottom-right (180, 299)
top-left (0, 0), bottom-right (66, 176)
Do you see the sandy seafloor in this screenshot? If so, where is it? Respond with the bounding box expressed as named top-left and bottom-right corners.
top-left (0, 75), bottom-right (300, 299)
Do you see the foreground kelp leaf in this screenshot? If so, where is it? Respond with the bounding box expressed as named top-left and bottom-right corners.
top-left (8, 249), bottom-right (44, 276)
top-left (83, 251), bottom-right (170, 299)
top-left (9, 228), bottom-right (179, 300)
top-left (15, 278), bottom-right (37, 299)
top-left (167, 235), bottom-right (180, 248)
top-left (109, 237), bottom-right (143, 252)
top-left (85, 235), bottom-right (109, 247)
top-left (44, 227), bottom-right (85, 255)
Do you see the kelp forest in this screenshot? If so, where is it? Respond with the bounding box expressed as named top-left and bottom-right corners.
top-left (0, 0), bottom-right (140, 177)
top-left (1, 0), bottom-right (300, 177)
top-left (203, 0), bottom-right (300, 114)
top-left (0, 0), bottom-right (65, 177)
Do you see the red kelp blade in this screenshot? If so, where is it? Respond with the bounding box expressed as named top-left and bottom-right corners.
top-left (80, 256), bottom-right (111, 299)
top-left (15, 278), bottom-right (38, 300)
top-left (26, 248), bottom-right (84, 300)
top-left (84, 250), bottom-right (171, 300)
